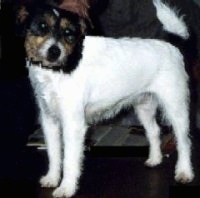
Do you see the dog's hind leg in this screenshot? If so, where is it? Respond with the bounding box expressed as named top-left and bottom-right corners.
top-left (39, 110), bottom-right (62, 188)
top-left (135, 93), bottom-right (162, 167)
top-left (155, 80), bottom-right (194, 183)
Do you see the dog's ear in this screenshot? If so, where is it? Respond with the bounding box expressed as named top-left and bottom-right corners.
top-left (16, 5), bottom-right (29, 24)
top-left (15, 5), bottom-right (31, 37)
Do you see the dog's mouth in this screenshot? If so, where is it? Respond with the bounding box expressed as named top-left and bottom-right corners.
top-left (26, 57), bottom-right (65, 71)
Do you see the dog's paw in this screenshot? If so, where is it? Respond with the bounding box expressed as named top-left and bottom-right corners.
top-left (53, 186), bottom-right (75, 198)
top-left (144, 156), bottom-right (162, 167)
top-left (175, 170), bottom-right (194, 184)
top-left (175, 160), bottom-right (194, 184)
top-left (40, 174), bottom-right (60, 188)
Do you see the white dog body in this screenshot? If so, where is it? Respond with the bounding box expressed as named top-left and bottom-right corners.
top-left (21, 1), bottom-right (194, 197)
top-left (28, 36), bottom-right (193, 197)
top-left (29, 36), bottom-right (186, 124)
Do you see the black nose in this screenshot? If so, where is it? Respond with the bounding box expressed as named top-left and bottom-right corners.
top-left (47, 45), bottom-right (61, 62)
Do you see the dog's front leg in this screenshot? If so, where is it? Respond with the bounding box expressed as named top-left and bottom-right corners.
top-left (39, 109), bottom-right (62, 188)
top-left (53, 109), bottom-right (87, 198)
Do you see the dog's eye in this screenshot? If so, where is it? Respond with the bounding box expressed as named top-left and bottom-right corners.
top-left (38, 22), bottom-right (49, 34)
top-left (40, 23), bottom-right (47, 29)
top-left (64, 29), bottom-right (76, 43)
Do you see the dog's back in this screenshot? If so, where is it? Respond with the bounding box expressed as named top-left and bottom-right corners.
top-left (65, 36), bottom-right (188, 123)
top-left (79, 36), bottom-right (186, 92)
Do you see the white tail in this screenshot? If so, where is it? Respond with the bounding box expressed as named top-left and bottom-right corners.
top-left (153, 0), bottom-right (189, 39)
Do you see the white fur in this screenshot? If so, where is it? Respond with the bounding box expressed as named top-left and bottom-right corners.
top-left (53, 8), bottom-right (60, 17)
top-left (28, 36), bottom-right (194, 197)
top-left (153, 0), bottom-right (189, 39)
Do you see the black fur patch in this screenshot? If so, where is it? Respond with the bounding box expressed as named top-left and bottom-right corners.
top-left (63, 35), bottom-right (84, 73)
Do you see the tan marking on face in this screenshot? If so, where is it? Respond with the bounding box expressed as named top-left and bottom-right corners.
top-left (64, 42), bottom-right (74, 55)
top-left (79, 19), bottom-right (87, 34)
top-left (36, 37), bottom-right (45, 45)
top-left (25, 32), bottom-right (50, 60)
top-left (44, 13), bottom-right (56, 27)
top-left (60, 18), bottom-right (71, 29)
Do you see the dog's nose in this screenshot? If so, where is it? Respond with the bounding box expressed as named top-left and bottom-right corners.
top-left (47, 45), bottom-right (61, 62)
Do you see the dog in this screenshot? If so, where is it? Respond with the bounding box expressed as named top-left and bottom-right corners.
top-left (16, 0), bottom-right (194, 197)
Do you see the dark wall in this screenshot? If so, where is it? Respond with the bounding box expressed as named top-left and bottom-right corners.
top-left (0, 2), bottom-right (37, 164)
top-left (194, 0), bottom-right (200, 7)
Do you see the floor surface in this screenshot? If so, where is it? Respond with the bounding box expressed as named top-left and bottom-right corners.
top-left (1, 129), bottom-right (200, 198)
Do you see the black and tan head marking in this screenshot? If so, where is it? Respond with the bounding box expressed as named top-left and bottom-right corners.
top-left (16, 4), bottom-right (87, 73)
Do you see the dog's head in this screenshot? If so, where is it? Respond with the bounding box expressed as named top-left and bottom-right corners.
top-left (16, 3), bottom-right (87, 72)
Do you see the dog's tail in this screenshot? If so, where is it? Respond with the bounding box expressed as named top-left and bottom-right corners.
top-left (153, 0), bottom-right (189, 39)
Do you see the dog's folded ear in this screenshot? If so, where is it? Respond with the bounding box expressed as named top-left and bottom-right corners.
top-left (16, 5), bottom-right (29, 25)
top-left (15, 4), bottom-right (32, 37)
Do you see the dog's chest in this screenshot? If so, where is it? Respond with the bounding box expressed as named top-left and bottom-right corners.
top-left (29, 68), bottom-right (62, 116)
